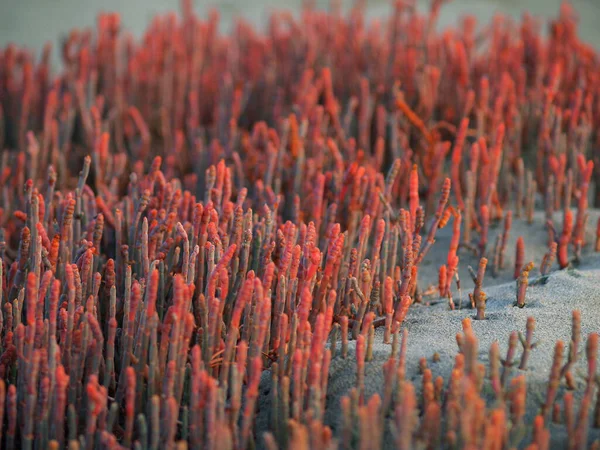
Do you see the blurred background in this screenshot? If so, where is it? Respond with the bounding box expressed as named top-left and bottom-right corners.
top-left (1, 0), bottom-right (599, 61)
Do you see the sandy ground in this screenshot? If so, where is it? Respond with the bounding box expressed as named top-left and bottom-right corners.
top-left (256, 207), bottom-right (600, 449)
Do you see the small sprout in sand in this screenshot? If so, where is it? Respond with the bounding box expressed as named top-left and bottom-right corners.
top-left (383, 276), bottom-right (394, 344)
top-left (542, 340), bottom-right (565, 420)
top-left (558, 210), bottom-right (574, 269)
top-left (515, 261), bottom-right (534, 308)
top-left (341, 316), bottom-right (349, 359)
top-left (552, 403), bottom-right (562, 424)
top-left (478, 204), bottom-right (490, 258)
top-left (366, 324), bottom-right (375, 362)
top-left (419, 357), bottom-right (428, 374)
top-left (492, 235), bottom-right (502, 277)
top-left (489, 342), bottom-right (503, 402)
top-left (508, 375), bottom-right (527, 433)
top-left (560, 310), bottom-right (581, 391)
top-left (493, 211), bottom-right (512, 277)
top-left (453, 270), bottom-right (463, 310)
top-left (573, 155), bottom-right (594, 262)
top-left (438, 264), bottom-right (454, 310)
top-left (462, 169), bottom-right (475, 245)
top-left (356, 335), bottom-right (366, 404)
top-left (518, 317), bottom-right (539, 370)
top-left (469, 257), bottom-right (488, 320)
top-left (540, 242), bottom-right (557, 276)
top-left (514, 236), bottom-right (525, 280)
top-left (501, 331), bottom-right (519, 387)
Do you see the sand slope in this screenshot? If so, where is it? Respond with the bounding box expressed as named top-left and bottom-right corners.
top-left (257, 208), bottom-right (600, 449)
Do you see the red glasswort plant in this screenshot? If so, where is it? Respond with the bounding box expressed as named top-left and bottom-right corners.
top-left (0, 0), bottom-right (599, 449)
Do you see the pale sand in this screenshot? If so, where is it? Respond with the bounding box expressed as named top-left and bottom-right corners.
top-left (256, 208), bottom-right (600, 449)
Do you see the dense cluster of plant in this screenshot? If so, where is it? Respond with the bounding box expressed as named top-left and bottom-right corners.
top-left (0, 0), bottom-right (599, 448)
